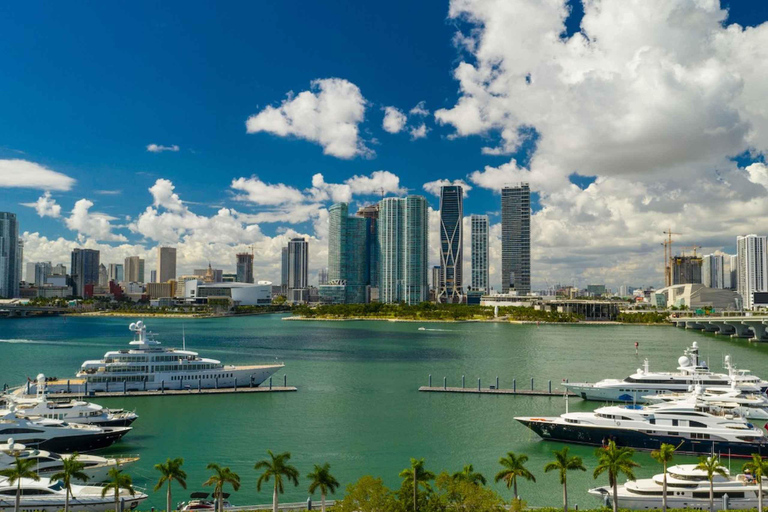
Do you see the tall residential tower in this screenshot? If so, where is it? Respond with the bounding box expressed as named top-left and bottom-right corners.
top-left (157, 247), bottom-right (177, 283)
top-left (737, 234), bottom-right (767, 309)
top-left (470, 214), bottom-right (489, 292)
top-left (0, 212), bottom-right (20, 298)
top-left (438, 185), bottom-right (463, 303)
top-left (501, 184), bottom-right (531, 295)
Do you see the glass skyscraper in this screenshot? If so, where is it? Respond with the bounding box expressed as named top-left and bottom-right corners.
top-left (501, 184), bottom-right (531, 295)
top-left (438, 185), bottom-right (463, 303)
top-left (0, 212), bottom-right (20, 298)
top-left (470, 214), bottom-right (489, 292)
top-left (378, 195), bottom-right (429, 304)
top-left (71, 248), bottom-right (100, 297)
top-left (325, 202), bottom-right (373, 303)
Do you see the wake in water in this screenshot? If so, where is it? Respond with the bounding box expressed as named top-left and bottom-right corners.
top-left (0, 339), bottom-right (112, 347)
top-left (417, 327), bottom-right (455, 332)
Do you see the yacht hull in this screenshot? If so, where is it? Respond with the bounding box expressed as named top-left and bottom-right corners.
top-left (516, 418), bottom-right (767, 458)
top-left (0, 428), bottom-right (130, 453)
top-left (0, 496), bottom-right (146, 512)
top-left (589, 487), bottom-right (759, 509)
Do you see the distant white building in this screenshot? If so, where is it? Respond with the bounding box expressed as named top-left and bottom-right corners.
top-left (737, 235), bottom-right (767, 309)
top-left (184, 280), bottom-right (272, 306)
top-left (702, 254), bottom-right (725, 289)
top-left (652, 284), bottom-right (741, 310)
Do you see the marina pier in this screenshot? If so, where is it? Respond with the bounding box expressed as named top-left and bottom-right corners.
top-left (419, 375), bottom-right (576, 397)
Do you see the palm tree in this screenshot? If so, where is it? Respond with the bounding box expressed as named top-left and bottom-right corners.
top-left (154, 458), bottom-right (187, 512)
top-left (51, 453), bottom-right (89, 512)
top-left (650, 443), bottom-right (677, 512)
top-left (696, 456), bottom-right (727, 512)
top-left (452, 464), bottom-right (487, 486)
top-left (398, 458), bottom-right (435, 512)
top-left (203, 464), bottom-right (240, 512)
top-left (543, 447), bottom-right (586, 512)
top-left (593, 440), bottom-right (639, 512)
top-left (743, 453), bottom-right (768, 512)
top-left (494, 452), bottom-right (536, 503)
top-left (101, 468), bottom-right (135, 512)
top-left (0, 457), bottom-right (40, 512)
top-left (307, 463), bottom-right (340, 512)
top-left (254, 451), bottom-right (299, 512)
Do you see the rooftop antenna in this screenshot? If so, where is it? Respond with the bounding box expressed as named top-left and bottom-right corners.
top-left (182, 324), bottom-right (186, 351)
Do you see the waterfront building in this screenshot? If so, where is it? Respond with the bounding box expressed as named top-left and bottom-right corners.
top-left (27, 261), bottom-right (51, 287)
top-left (431, 265), bottom-right (441, 293)
top-left (108, 263), bottom-right (124, 283)
top-left (146, 281), bottom-right (175, 299)
top-left (470, 214), bottom-right (489, 293)
top-left (157, 246), bottom-right (177, 283)
top-left (322, 203), bottom-right (373, 304)
top-left (71, 248), bottom-right (100, 297)
top-left (651, 284), bottom-right (741, 310)
top-left (280, 246), bottom-right (289, 295)
top-left (286, 238), bottom-right (309, 303)
top-left (438, 185), bottom-right (463, 303)
top-left (185, 280), bottom-right (272, 306)
top-left (356, 205), bottom-right (380, 288)
top-left (586, 284), bottom-right (606, 297)
top-left (98, 263), bottom-right (109, 287)
top-left (124, 256), bottom-right (145, 283)
top-left (0, 212), bottom-right (20, 298)
top-left (737, 234), bottom-right (768, 309)
top-left (702, 254), bottom-right (725, 289)
top-left (501, 184), bottom-right (531, 295)
top-left (727, 254), bottom-right (738, 290)
top-left (378, 195), bottom-right (429, 304)
top-left (236, 252), bottom-right (254, 283)
top-left (672, 255), bottom-right (702, 285)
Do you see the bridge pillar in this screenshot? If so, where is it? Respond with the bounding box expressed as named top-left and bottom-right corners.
top-left (725, 321), bottom-right (752, 338)
top-left (711, 322), bottom-right (734, 335)
top-left (685, 320), bottom-right (705, 330)
top-left (701, 322), bottom-right (719, 333)
top-left (745, 321), bottom-right (768, 342)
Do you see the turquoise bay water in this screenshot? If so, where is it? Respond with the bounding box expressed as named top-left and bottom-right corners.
top-left (2, 315), bottom-right (768, 508)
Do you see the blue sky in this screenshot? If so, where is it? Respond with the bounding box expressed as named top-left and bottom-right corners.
top-left (3, 1), bottom-right (768, 289)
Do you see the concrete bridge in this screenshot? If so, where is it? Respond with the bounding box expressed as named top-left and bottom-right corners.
top-left (0, 304), bottom-right (68, 318)
top-left (671, 314), bottom-right (768, 341)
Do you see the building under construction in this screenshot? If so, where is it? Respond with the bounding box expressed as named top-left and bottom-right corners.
top-left (671, 255), bottom-right (702, 285)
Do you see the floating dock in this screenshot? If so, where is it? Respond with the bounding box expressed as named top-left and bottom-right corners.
top-left (11, 386), bottom-right (297, 400)
top-left (419, 386), bottom-right (575, 397)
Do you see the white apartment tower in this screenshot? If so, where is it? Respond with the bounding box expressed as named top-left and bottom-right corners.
top-left (470, 215), bottom-right (489, 292)
top-left (737, 235), bottom-right (767, 309)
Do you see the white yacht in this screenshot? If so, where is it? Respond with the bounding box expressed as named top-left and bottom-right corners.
top-left (0, 440), bottom-right (138, 482)
top-left (565, 342), bottom-right (768, 402)
top-left (0, 476), bottom-right (147, 512)
top-left (0, 409), bottom-right (131, 453)
top-left (646, 384), bottom-right (768, 420)
top-left (589, 463), bottom-right (766, 509)
top-left (516, 397), bottom-right (768, 457)
top-left (24, 321), bottom-right (284, 394)
top-left (5, 378), bottom-right (137, 427)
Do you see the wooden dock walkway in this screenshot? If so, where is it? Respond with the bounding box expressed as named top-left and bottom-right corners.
top-left (419, 386), bottom-right (576, 397)
top-left (17, 386), bottom-right (297, 400)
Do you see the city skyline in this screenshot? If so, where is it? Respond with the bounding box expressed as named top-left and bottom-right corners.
top-left (3, 2), bottom-right (768, 290)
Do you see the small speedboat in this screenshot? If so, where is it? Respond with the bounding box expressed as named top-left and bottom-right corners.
top-left (177, 492), bottom-right (233, 512)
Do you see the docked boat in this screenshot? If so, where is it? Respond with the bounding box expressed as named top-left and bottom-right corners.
top-left (0, 409), bottom-right (131, 453)
top-left (516, 397), bottom-right (768, 457)
top-left (0, 440), bottom-right (138, 482)
top-left (0, 476), bottom-right (147, 511)
top-left (646, 384), bottom-right (768, 420)
top-left (23, 321), bottom-right (284, 394)
top-left (177, 492), bottom-right (233, 511)
top-left (589, 463), bottom-right (766, 509)
top-left (564, 342), bottom-right (768, 402)
top-left (5, 377), bottom-right (137, 427)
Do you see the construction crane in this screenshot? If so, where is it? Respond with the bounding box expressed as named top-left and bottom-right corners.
top-left (662, 228), bottom-right (682, 287)
top-left (681, 245), bottom-right (702, 258)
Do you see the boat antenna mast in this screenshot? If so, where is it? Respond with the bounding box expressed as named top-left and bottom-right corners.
top-left (182, 324), bottom-right (186, 351)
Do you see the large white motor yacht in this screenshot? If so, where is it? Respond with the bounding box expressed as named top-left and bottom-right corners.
top-left (646, 383), bottom-right (768, 420)
top-left (564, 342), bottom-right (768, 402)
top-left (516, 397), bottom-right (768, 457)
top-left (0, 409), bottom-right (130, 453)
top-left (24, 321), bottom-right (284, 394)
top-left (0, 440), bottom-right (138, 483)
top-left (5, 376), bottom-right (137, 427)
top-left (0, 476), bottom-right (147, 512)
top-left (589, 463), bottom-right (766, 509)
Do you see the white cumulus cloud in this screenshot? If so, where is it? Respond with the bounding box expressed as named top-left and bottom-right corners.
top-left (0, 159), bottom-right (75, 191)
top-left (146, 144), bottom-right (180, 153)
top-left (65, 199), bottom-right (127, 242)
top-left (382, 106), bottom-right (407, 133)
top-left (423, 179), bottom-right (472, 197)
top-left (22, 191), bottom-right (62, 218)
top-left (246, 78), bottom-right (371, 159)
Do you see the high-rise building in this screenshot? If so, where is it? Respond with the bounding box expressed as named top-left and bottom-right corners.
top-left (671, 255), bottom-right (702, 285)
top-left (52, 263), bottom-right (66, 276)
top-left (157, 247), bottom-right (177, 283)
top-left (236, 253), bottom-right (254, 283)
top-left (108, 263), bottom-right (124, 283)
top-left (124, 256), bottom-right (145, 283)
top-left (286, 238), bottom-right (309, 302)
top-left (71, 248), bottom-right (100, 297)
top-left (323, 203), bottom-right (375, 303)
top-left (378, 195), bottom-right (429, 304)
top-left (0, 212), bottom-right (20, 298)
top-left (356, 205), bottom-right (380, 288)
top-left (431, 266), bottom-right (441, 293)
top-left (727, 254), bottom-right (738, 290)
top-left (318, 268), bottom-right (329, 286)
top-left (470, 214), bottom-right (489, 293)
top-left (280, 247), bottom-right (289, 294)
top-left (26, 261), bottom-right (51, 286)
top-left (737, 234), bottom-right (767, 309)
top-left (194, 267), bottom-right (223, 283)
top-left (98, 263), bottom-right (109, 287)
top-left (702, 254), bottom-right (725, 289)
top-left (438, 185), bottom-right (463, 303)
top-left (150, 270), bottom-right (157, 283)
top-left (501, 184), bottom-right (531, 295)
